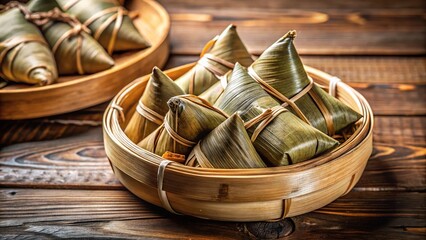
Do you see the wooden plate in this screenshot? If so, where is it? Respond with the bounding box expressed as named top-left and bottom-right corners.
top-left (0, 0), bottom-right (170, 120)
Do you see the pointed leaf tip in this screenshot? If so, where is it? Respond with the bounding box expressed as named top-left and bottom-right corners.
top-left (287, 30), bottom-right (297, 39)
top-left (30, 68), bottom-right (55, 86)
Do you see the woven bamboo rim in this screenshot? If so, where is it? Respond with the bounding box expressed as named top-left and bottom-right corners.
top-left (103, 63), bottom-right (374, 222)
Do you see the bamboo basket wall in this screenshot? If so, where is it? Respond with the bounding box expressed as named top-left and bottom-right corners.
top-left (103, 63), bottom-right (373, 222)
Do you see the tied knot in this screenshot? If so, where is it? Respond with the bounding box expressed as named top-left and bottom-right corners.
top-left (287, 30), bottom-right (297, 39)
top-left (244, 106), bottom-right (288, 142)
top-left (69, 21), bottom-right (91, 36)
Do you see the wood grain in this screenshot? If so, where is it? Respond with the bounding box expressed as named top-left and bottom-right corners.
top-left (157, 0), bottom-right (426, 55)
top-left (1, 116), bottom-right (424, 191)
top-left (0, 128), bottom-right (122, 189)
top-left (158, 0), bottom-right (426, 10)
top-left (0, 104), bottom-right (106, 146)
top-left (0, 189), bottom-right (424, 239)
top-left (165, 56), bottom-right (426, 84)
top-left (0, 0), bottom-right (424, 237)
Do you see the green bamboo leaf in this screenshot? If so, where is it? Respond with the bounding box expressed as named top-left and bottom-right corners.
top-left (125, 67), bottom-right (185, 143)
top-left (215, 62), bottom-right (278, 115)
top-left (187, 113), bottom-right (266, 169)
top-left (0, 5), bottom-right (57, 85)
top-left (240, 105), bottom-right (339, 166)
top-left (138, 95), bottom-right (227, 157)
top-left (57, 0), bottom-right (150, 54)
top-left (27, 0), bottom-right (115, 75)
top-left (251, 30), bottom-right (362, 135)
top-left (175, 24), bottom-right (253, 95)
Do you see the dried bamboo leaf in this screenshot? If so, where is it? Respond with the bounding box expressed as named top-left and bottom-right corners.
top-left (215, 62), bottom-right (278, 115)
top-left (240, 105), bottom-right (339, 166)
top-left (175, 24), bottom-right (253, 95)
top-left (250, 30), bottom-right (362, 135)
top-left (27, 0), bottom-right (115, 75)
top-left (198, 71), bottom-right (231, 104)
top-left (125, 67), bottom-right (185, 143)
top-left (56, 0), bottom-right (150, 55)
top-left (186, 113), bottom-right (266, 169)
top-left (0, 5), bottom-right (57, 85)
top-left (138, 95), bottom-right (228, 157)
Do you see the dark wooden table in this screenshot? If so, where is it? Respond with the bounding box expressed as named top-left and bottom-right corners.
top-left (1, 0), bottom-right (425, 239)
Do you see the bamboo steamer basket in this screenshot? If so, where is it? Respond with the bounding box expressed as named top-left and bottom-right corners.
top-left (0, 0), bottom-right (170, 120)
top-left (103, 63), bottom-right (373, 222)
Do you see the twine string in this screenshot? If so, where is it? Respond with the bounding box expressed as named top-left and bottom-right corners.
top-left (244, 106), bottom-right (288, 142)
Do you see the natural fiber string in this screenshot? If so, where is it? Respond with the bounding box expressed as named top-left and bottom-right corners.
top-left (66, 0), bottom-right (130, 55)
top-left (248, 66), bottom-right (338, 135)
top-left (162, 95), bottom-right (228, 151)
top-left (0, 1), bottom-right (31, 16)
top-left (1, 2), bottom-right (90, 75)
top-left (198, 53), bottom-right (235, 77)
top-left (188, 37), bottom-right (235, 94)
top-left (179, 95), bottom-right (229, 118)
top-left (192, 143), bottom-right (215, 168)
top-left (247, 66), bottom-right (311, 125)
top-left (304, 76), bottom-right (336, 135)
top-left (244, 106), bottom-right (288, 142)
top-left (36, 8), bottom-right (91, 75)
top-left (163, 112), bottom-right (197, 148)
top-left (157, 160), bottom-right (180, 215)
top-left (0, 35), bottom-right (46, 80)
top-left (329, 76), bottom-right (341, 97)
top-left (62, 0), bottom-right (79, 10)
top-left (111, 103), bottom-right (125, 122)
top-left (0, 2), bottom-right (49, 82)
top-left (83, 6), bottom-right (126, 55)
top-left (136, 100), bottom-right (164, 125)
top-left (308, 89), bottom-right (335, 136)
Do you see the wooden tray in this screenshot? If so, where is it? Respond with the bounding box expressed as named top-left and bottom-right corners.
top-left (103, 63), bottom-right (374, 222)
top-left (0, 0), bottom-right (170, 120)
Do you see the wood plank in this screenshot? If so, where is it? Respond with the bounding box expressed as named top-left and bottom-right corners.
top-left (353, 83), bottom-right (426, 115)
top-left (1, 116), bottom-right (425, 191)
top-left (0, 128), bottom-right (122, 189)
top-left (0, 104), bottom-right (106, 146)
top-left (0, 189), bottom-right (424, 239)
top-left (158, 0), bottom-right (426, 10)
top-left (165, 56), bottom-right (426, 84)
top-left (157, 0), bottom-right (426, 55)
top-left (302, 56), bottom-right (426, 84)
top-left (374, 116), bottom-right (426, 146)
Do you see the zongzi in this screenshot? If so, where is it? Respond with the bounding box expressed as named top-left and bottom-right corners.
top-left (57, 0), bottom-right (150, 55)
top-left (124, 67), bottom-right (185, 143)
top-left (215, 62), bottom-right (279, 115)
top-left (0, 2), bottom-right (57, 85)
top-left (174, 24), bottom-right (253, 95)
top-left (27, 0), bottom-right (115, 75)
top-left (198, 71), bottom-right (230, 104)
top-left (241, 105), bottom-right (339, 166)
top-left (249, 30), bottom-right (362, 136)
top-left (138, 95), bottom-right (228, 157)
top-left (186, 113), bottom-right (266, 169)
